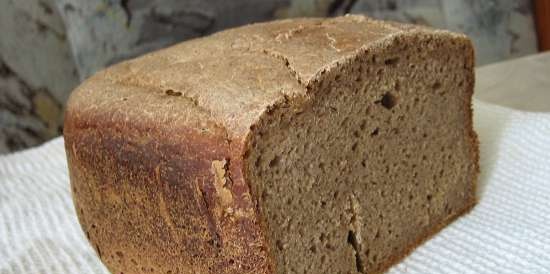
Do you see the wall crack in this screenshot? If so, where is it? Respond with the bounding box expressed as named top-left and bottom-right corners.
top-left (120, 0), bottom-right (132, 27)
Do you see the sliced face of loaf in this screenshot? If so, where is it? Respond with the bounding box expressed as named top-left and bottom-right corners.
top-left (245, 30), bottom-right (478, 274)
top-left (64, 15), bottom-right (478, 274)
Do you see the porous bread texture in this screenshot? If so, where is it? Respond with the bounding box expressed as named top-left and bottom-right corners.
top-left (246, 32), bottom-right (477, 274)
top-left (63, 15), bottom-right (478, 274)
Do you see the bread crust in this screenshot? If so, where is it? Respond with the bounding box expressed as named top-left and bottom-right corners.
top-left (64, 15), bottom-right (477, 274)
top-left (65, 105), bottom-right (270, 274)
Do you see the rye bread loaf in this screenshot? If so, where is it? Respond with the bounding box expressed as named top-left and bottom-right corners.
top-left (64, 15), bottom-right (479, 274)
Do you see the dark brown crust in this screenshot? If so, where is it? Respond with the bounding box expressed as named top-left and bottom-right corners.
top-left (65, 109), bottom-right (269, 274)
top-left (64, 15), bottom-right (478, 274)
top-left (465, 40), bottom-right (481, 197)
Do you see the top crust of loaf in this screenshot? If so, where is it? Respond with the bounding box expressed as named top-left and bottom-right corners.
top-left (66, 15), bottom-right (473, 140)
top-left (64, 15), bottom-right (475, 274)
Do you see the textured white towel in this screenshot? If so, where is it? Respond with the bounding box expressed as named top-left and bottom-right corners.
top-left (1, 99), bottom-right (549, 274)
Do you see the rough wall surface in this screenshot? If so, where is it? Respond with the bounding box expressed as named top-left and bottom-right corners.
top-left (349, 0), bottom-right (537, 65)
top-left (0, 0), bottom-right (538, 153)
top-left (0, 0), bottom-right (78, 152)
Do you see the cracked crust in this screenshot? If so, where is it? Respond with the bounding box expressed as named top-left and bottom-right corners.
top-left (64, 15), bottom-right (476, 274)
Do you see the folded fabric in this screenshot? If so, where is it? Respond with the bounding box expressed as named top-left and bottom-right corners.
top-left (1, 99), bottom-right (549, 274)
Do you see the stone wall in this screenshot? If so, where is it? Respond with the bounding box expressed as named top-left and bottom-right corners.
top-left (0, 0), bottom-right (538, 153)
top-left (0, 0), bottom-right (78, 153)
top-left (349, 0), bottom-right (538, 65)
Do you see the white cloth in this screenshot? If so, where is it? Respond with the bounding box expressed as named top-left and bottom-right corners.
top-left (1, 99), bottom-right (549, 274)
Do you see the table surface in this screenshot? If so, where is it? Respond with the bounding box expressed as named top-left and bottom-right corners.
top-left (475, 51), bottom-right (550, 112)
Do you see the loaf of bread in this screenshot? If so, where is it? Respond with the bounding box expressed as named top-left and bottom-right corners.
top-left (64, 15), bottom-right (478, 274)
